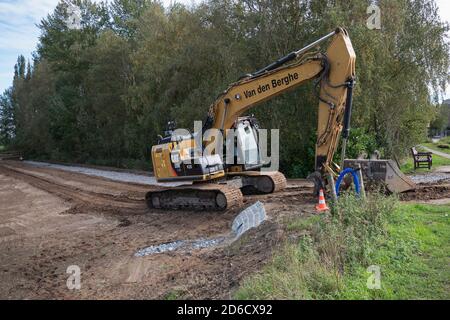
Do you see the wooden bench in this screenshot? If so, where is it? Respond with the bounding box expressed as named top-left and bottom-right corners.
top-left (411, 147), bottom-right (432, 170)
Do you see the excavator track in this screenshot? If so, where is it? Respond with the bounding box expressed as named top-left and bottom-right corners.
top-left (266, 171), bottom-right (288, 193)
top-left (146, 183), bottom-right (243, 211)
top-left (229, 171), bottom-right (287, 195)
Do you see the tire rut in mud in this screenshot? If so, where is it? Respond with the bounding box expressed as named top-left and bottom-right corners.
top-left (0, 164), bottom-right (148, 214)
top-left (399, 183), bottom-right (450, 201)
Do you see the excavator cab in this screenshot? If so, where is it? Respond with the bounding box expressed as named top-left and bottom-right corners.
top-left (152, 128), bottom-right (225, 183)
top-left (227, 117), bottom-right (264, 172)
top-left (152, 116), bottom-right (264, 182)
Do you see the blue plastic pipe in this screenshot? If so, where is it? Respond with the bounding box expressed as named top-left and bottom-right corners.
top-left (335, 168), bottom-right (360, 197)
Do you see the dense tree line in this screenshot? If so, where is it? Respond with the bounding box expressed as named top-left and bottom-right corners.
top-left (0, 0), bottom-right (448, 176)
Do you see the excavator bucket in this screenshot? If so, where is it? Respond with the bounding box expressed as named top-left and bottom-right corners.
top-left (344, 159), bottom-right (416, 193)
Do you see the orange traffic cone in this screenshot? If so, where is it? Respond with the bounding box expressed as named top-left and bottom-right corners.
top-left (315, 189), bottom-right (329, 212)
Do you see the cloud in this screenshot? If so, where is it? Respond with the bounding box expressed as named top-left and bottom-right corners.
top-left (0, 0), bottom-right (113, 91)
top-left (0, 0), bottom-right (58, 21)
top-left (0, 0), bottom-right (62, 91)
top-left (435, 0), bottom-right (450, 24)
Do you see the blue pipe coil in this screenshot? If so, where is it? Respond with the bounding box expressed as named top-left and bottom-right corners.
top-left (335, 168), bottom-right (360, 197)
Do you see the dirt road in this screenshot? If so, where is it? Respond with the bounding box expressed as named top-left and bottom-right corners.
top-left (1, 160), bottom-right (449, 299)
top-left (0, 161), bottom-right (316, 299)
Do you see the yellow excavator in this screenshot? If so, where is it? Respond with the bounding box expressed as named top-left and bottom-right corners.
top-left (146, 27), bottom-right (414, 210)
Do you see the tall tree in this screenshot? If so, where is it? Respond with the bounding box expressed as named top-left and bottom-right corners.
top-left (2, 0), bottom-right (448, 175)
top-left (0, 89), bottom-right (14, 146)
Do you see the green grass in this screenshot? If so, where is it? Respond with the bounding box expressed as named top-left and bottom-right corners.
top-left (235, 196), bottom-right (450, 300)
top-left (287, 215), bottom-right (323, 232)
top-left (163, 289), bottom-right (186, 300)
top-left (422, 142), bottom-right (450, 155)
top-left (437, 136), bottom-right (450, 144)
top-left (337, 203), bottom-right (449, 299)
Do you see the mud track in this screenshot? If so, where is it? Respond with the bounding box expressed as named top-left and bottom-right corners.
top-left (0, 161), bottom-right (315, 299)
top-left (0, 164), bottom-right (146, 214)
top-left (2, 160), bottom-right (447, 299)
top-left (399, 183), bottom-right (450, 201)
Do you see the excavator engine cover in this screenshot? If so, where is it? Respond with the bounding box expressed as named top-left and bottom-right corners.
top-left (344, 159), bottom-right (416, 193)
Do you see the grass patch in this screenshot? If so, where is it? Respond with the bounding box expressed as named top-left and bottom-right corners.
top-left (163, 289), bottom-right (187, 300)
top-left (287, 215), bottom-right (323, 232)
top-left (423, 142), bottom-right (450, 155)
top-left (436, 136), bottom-right (450, 144)
top-left (337, 203), bottom-right (449, 299)
top-left (235, 194), bottom-right (449, 300)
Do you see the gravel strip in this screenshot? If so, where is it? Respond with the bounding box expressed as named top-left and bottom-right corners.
top-left (420, 145), bottom-right (450, 159)
top-left (134, 202), bottom-right (267, 256)
top-left (409, 172), bottom-right (450, 184)
top-left (24, 161), bottom-right (185, 186)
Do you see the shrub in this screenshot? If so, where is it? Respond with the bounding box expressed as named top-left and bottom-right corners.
top-left (236, 192), bottom-right (398, 299)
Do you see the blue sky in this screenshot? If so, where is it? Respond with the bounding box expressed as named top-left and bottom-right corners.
top-left (0, 0), bottom-right (449, 100)
top-left (0, 0), bottom-right (57, 92)
top-left (0, 0), bottom-right (194, 93)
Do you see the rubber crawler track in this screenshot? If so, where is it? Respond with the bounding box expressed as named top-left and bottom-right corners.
top-left (265, 171), bottom-right (288, 193)
top-left (146, 183), bottom-right (243, 211)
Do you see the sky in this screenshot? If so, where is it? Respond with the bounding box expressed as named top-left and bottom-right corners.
top-left (0, 0), bottom-right (449, 99)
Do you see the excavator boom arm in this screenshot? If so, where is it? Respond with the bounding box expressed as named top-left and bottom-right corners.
top-left (206, 28), bottom-right (356, 175)
top-left (210, 58), bottom-right (324, 131)
top-left (147, 27), bottom-right (414, 211)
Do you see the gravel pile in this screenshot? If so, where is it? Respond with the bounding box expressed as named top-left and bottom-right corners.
top-left (190, 237), bottom-right (227, 250)
top-left (135, 201), bottom-right (267, 256)
top-left (409, 172), bottom-right (450, 184)
top-left (135, 240), bottom-right (185, 257)
top-left (135, 238), bottom-right (228, 257)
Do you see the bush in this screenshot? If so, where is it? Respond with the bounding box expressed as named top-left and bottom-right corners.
top-left (236, 192), bottom-right (398, 299)
top-left (324, 192), bottom-right (397, 268)
top-left (344, 128), bottom-right (379, 159)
